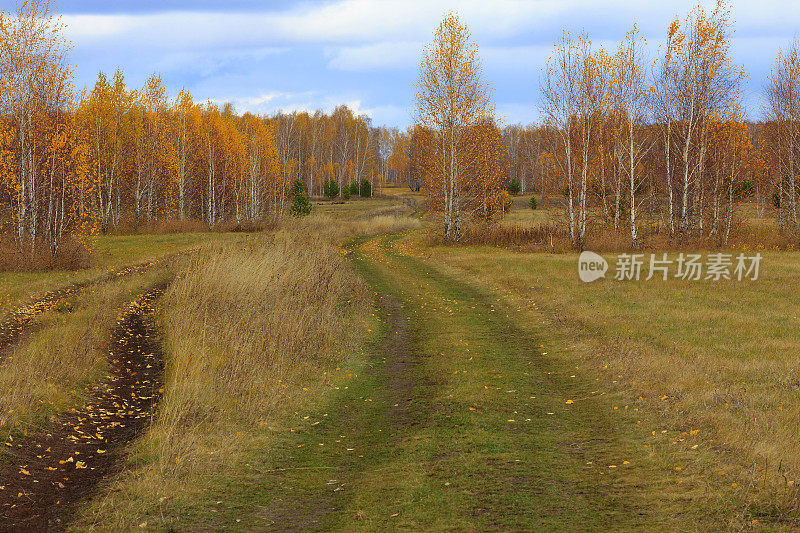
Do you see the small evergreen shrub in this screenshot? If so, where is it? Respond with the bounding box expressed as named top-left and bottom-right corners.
top-left (360, 178), bottom-right (372, 197)
top-left (290, 179), bottom-right (312, 216)
top-left (736, 179), bottom-right (754, 200)
top-left (323, 179), bottom-right (339, 199)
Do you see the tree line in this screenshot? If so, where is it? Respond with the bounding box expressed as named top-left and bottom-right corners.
top-left (0, 0), bottom-right (390, 259)
top-left (4, 0), bottom-right (799, 254)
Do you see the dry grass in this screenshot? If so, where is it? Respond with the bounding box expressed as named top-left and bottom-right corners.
top-left (463, 199), bottom-right (800, 254)
top-left (0, 264), bottom-right (174, 436)
top-left (111, 218), bottom-right (209, 235)
top-left (344, 208), bottom-right (422, 237)
top-left (105, 217), bottom-right (274, 235)
top-left (0, 237), bottom-right (92, 272)
top-left (285, 205), bottom-right (421, 241)
top-left (461, 222), bottom-right (566, 249)
top-left (311, 197), bottom-right (405, 220)
top-left (0, 232), bottom-right (226, 320)
top-left (212, 219), bottom-right (277, 233)
top-left (74, 226), bottom-right (372, 530)
top-left (153, 228), bottom-right (367, 461)
top-left (422, 237), bottom-right (800, 526)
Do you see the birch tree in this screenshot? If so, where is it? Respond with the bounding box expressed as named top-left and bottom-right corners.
top-left (612, 25), bottom-right (652, 248)
top-left (414, 12), bottom-right (492, 241)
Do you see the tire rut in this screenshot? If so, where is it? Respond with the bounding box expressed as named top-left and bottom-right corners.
top-left (256, 288), bottom-right (421, 532)
top-left (0, 283), bottom-right (168, 532)
top-left (0, 258), bottom-right (166, 366)
top-left (373, 293), bottom-right (419, 424)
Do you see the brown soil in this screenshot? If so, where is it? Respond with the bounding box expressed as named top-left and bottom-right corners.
top-left (0, 283), bottom-right (167, 532)
top-left (0, 258), bottom-right (164, 366)
top-left (378, 293), bottom-right (420, 423)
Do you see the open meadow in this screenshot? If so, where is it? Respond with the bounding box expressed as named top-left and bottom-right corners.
top-left (2, 0), bottom-right (800, 530)
top-left (0, 195), bottom-right (796, 530)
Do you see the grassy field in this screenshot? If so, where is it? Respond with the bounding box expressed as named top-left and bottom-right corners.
top-left (0, 232), bottom-right (226, 317)
top-left (69, 212), bottom-right (421, 530)
top-left (409, 220), bottom-right (800, 526)
top-left (312, 197), bottom-right (410, 220)
top-left (2, 196), bottom-right (798, 530)
top-left (68, 216), bottom-right (661, 530)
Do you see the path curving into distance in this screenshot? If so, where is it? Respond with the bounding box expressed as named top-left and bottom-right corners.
top-left (0, 283), bottom-right (167, 531)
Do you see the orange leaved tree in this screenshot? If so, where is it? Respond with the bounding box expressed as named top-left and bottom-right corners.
top-left (414, 12), bottom-right (496, 241)
top-left (0, 0), bottom-right (92, 257)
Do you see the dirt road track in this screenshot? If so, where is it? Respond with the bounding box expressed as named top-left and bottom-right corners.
top-left (0, 283), bottom-right (167, 532)
top-left (0, 259), bottom-right (167, 366)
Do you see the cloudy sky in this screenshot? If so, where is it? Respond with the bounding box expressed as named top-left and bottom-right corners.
top-left (20, 0), bottom-right (800, 127)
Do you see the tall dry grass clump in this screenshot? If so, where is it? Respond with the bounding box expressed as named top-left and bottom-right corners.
top-left (143, 227), bottom-right (370, 476)
top-left (460, 218), bottom-right (800, 253)
top-left (0, 236), bottom-right (92, 272)
top-left (461, 223), bottom-right (566, 249)
top-left (348, 213), bottom-right (422, 237)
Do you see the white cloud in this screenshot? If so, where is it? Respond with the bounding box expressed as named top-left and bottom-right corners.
top-left (325, 41), bottom-right (422, 71)
top-left (59, 0), bottom-right (602, 51)
top-left (325, 43), bottom-right (558, 72)
top-left (221, 91), bottom-right (371, 118)
top-left (152, 47), bottom-right (288, 77)
top-left (217, 89), bottom-right (408, 126)
top-left (222, 91), bottom-right (318, 115)
top-left (61, 14), bottom-right (139, 38)
top-left (57, 0), bottom-right (800, 56)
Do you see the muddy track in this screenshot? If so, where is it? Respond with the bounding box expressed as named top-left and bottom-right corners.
top-left (0, 252), bottom-right (189, 366)
top-left (0, 283), bottom-right (168, 532)
top-left (377, 293), bottom-right (420, 423)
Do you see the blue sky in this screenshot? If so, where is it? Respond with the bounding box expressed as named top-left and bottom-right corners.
top-left (10, 0), bottom-right (798, 128)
